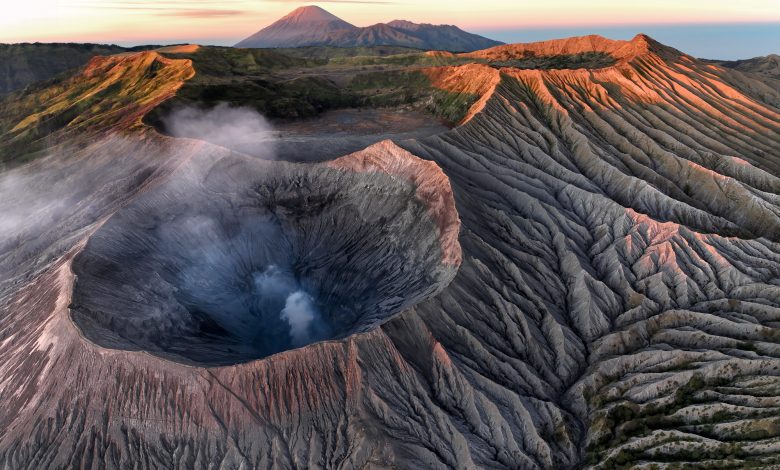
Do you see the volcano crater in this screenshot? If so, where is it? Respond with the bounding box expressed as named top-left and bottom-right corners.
top-left (69, 153), bottom-right (459, 366)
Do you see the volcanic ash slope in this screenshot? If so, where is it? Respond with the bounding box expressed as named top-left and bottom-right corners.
top-left (0, 34), bottom-right (779, 469)
top-left (400, 34), bottom-right (780, 468)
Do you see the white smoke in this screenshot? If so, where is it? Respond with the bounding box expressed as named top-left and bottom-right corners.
top-left (0, 136), bottom-right (169, 258)
top-left (253, 265), bottom-right (329, 347)
top-left (0, 169), bottom-right (63, 241)
top-left (280, 291), bottom-right (321, 346)
top-left (162, 103), bottom-right (277, 159)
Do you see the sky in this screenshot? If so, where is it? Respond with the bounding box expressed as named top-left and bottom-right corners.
top-left (1, 0), bottom-right (779, 59)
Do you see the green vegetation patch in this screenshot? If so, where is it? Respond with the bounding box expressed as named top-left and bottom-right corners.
top-left (585, 373), bottom-right (780, 469)
top-left (161, 46), bottom-right (317, 76)
top-left (0, 43), bottom-right (158, 95)
top-left (489, 51), bottom-right (616, 70)
top-left (148, 46), bottom-right (480, 126)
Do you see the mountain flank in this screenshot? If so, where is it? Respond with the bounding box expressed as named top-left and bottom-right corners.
top-left (710, 53), bottom-right (780, 79)
top-left (235, 5), bottom-right (503, 52)
top-left (0, 43), bottom-right (161, 95)
top-left (1, 33), bottom-right (780, 468)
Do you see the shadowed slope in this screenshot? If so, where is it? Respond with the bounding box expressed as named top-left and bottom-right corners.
top-left (0, 43), bottom-right (157, 95)
top-left (713, 54), bottom-right (780, 80)
top-left (397, 33), bottom-right (780, 468)
top-left (0, 34), bottom-right (779, 469)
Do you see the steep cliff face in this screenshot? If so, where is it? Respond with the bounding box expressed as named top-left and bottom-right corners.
top-left (0, 34), bottom-right (779, 469)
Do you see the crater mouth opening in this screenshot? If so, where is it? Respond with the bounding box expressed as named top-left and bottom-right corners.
top-left (69, 156), bottom-right (458, 366)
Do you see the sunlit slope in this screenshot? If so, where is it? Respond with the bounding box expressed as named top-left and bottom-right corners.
top-left (0, 51), bottom-right (194, 167)
top-left (0, 43), bottom-right (138, 95)
top-left (434, 34), bottom-right (780, 237)
top-left (0, 34), bottom-right (778, 470)
top-left (399, 34), bottom-right (780, 468)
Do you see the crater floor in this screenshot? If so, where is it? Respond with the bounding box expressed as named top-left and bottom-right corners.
top-left (159, 107), bottom-right (449, 163)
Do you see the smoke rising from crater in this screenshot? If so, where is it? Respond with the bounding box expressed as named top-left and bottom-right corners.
top-left (253, 264), bottom-right (296, 302)
top-left (253, 265), bottom-right (330, 348)
top-left (281, 291), bottom-right (325, 346)
top-left (162, 103), bottom-right (277, 159)
top-left (0, 170), bottom-right (65, 241)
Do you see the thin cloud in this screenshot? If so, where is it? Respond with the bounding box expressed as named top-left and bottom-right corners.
top-left (62, 1), bottom-right (248, 17)
top-left (63, 0), bottom-right (398, 14)
top-left (159, 9), bottom-right (247, 18)
top-left (268, 0), bottom-right (398, 3)
top-left (65, 1), bottom-right (236, 4)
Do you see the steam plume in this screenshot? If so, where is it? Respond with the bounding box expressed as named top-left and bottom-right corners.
top-left (162, 103), bottom-right (277, 159)
top-left (280, 291), bottom-right (323, 346)
top-left (253, 265), bottom-right (329, 347)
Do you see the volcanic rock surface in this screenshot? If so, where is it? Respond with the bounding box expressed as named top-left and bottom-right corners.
top-left (70, 145), bottom-right (459, 365)
top-left (0, 33), bottom-right (780, 470)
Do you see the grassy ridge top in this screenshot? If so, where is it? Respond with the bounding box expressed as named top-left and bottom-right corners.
top-left (1, 42), bottom-right (634, 168)
top-left (0, 51), bottom-right (194, 168)
top-left (145, 46), bottom-right (480, 128)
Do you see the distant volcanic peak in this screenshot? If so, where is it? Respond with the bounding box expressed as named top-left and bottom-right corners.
top-left (235, 5), bottom-right (502, 51)
top-left (234, 5), bottom-right (356, 48)
top-left (386, 19), bottom-right (449, 31)
top-left (277, 5), bottom-right (355, 28)
top-left (386, 19), bottom-right (421, 30)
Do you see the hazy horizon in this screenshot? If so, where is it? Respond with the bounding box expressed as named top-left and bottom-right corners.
top-left (2, 1), bottom-right (779, 60)
top-left (478, 22), bottom-right (780, 60)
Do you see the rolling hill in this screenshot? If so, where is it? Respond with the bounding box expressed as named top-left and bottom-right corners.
top-left (713, 53), bottom-right (780, 79)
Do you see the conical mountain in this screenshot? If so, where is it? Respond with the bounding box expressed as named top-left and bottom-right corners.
top-left (235, 6), bottom-right (357, 48)
top-left (235, 5), bottom-right (503, 52)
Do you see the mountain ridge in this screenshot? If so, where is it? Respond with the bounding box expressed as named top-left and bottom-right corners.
top-left (0, 43), bottom-right (160, 95)
top-left (235, 5), bottom-right (503, 52)
top-left (710, 53), bottom-right (780, 80)
top-left (1, 32), bottom-right (779, 469)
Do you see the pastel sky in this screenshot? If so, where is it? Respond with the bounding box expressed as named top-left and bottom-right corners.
top-left (1, 0), bottom-right (779, 59)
